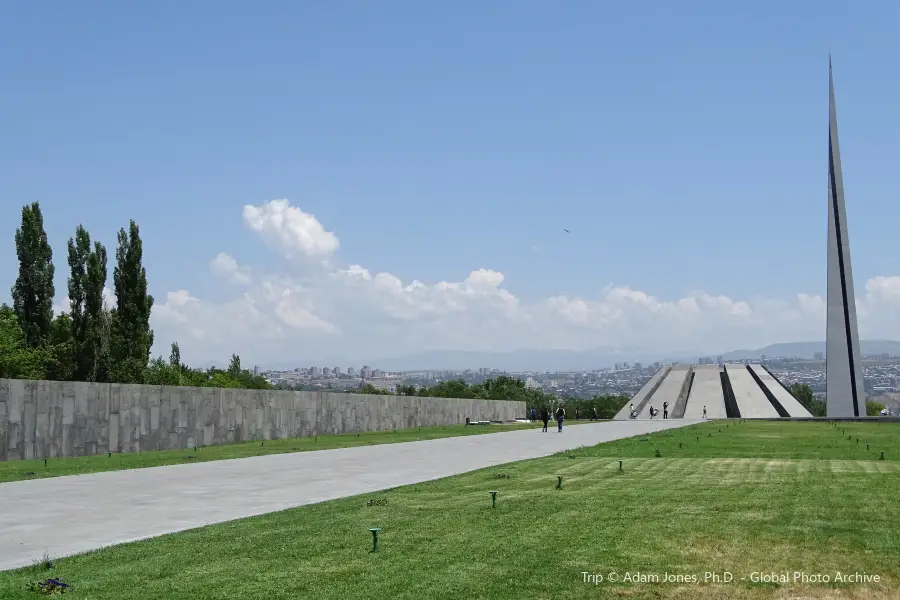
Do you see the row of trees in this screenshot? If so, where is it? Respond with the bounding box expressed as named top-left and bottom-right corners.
top-left (1, 202), bottom-right (269, 390)
top-left (357, 375), bottom-right (630, 418)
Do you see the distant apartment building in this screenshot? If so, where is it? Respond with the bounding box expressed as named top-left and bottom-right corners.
top-left (310, 366), bottom-right (321, 376)
top-left (372, 369), bottom-right (382, 378)
top-left (322, 367), bottom-right (332, 377)
top-left (716, 355), bottom-right (724, 365)
top-left (253, 365), bottom-right (260, 376)
top-left (347, 367), bottom-right (356, 376)
top-left (333, 367), bottom-right (341, 376)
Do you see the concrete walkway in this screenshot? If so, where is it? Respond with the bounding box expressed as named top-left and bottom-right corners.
top-left (0, 419), bottom-right (696, 571)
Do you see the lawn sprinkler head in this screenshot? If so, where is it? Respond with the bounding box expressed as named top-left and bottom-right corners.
top-left (369, 528), bottom-right (382, 552)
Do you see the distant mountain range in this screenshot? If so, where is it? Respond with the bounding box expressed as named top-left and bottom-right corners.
top-left (365, 340), bottom-right (900, 372)
top-left (716, 340), bottom-right (900, 362)
top-left (229, 340), bottom-right (900, 373)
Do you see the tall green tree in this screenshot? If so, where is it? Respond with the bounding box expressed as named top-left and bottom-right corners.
top-left (66, 225), bottom-right (92, 380)
top-left (110, 220), bottom-right (154, 383)
top-left (85, 240), bottom-right (110, 381)
top-left (12, 202), bottom-right (55, 348)
top-left (169, 341), bottom-right (181, 368)
top-left (227, 353), bottom-right (241, 377)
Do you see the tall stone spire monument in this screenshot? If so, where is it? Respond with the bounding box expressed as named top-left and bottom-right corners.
top-left (826, 58), bottom-right (865, 417)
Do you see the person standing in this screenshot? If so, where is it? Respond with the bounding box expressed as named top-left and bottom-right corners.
top-left (531, 407), bottom-right (537, 422)
top-left (556, 406), bottom-right (565, 432)
top-left (663, 401), bottom-right (669, 419)
top-left (540, 407), bottom-right (550, 432)
top-left (592, 406), bottom-right (598, 421)
top-left (702, 405), bottom-right (707, 419)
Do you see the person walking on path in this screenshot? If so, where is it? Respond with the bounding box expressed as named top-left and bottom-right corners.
top-left (540, 408), bottom-right (550, 432)
top-left (663, 401), bottom-right (669, 419)
top-left (592, 406), bottom-right (599, 421)
top-left (531, 407), bottom-right (536, 422)
top-left (556, 407), bottom-right (565, 432)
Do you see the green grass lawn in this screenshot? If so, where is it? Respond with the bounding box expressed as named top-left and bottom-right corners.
top-left (0, 421), bottom-right (541, 483)
top-left (1, 420), bottom-right (898, 600)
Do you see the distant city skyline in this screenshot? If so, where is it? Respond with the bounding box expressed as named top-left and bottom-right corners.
top-left (2, 3), bottom-right (899, 366)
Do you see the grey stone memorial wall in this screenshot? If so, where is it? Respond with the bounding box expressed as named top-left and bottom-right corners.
top-left (0, 379), bottom-right (524, 461)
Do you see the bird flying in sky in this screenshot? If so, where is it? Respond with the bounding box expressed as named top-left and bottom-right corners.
top-left (563, 229), bottom-right (570, 233)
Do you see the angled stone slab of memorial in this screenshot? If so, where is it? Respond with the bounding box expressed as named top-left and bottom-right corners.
top-left (683, 365), bottom-right (726, 419)
top-left (0, 420), bottom-right (696, 572)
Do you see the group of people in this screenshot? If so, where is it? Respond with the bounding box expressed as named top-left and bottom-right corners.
top-left (629, 402), bottom-right (708, 419)
top-left (529, 399), bottom-right (712, 428)
top-left (629, 401), bottom-right (671, 419)
top-left (529, 406), bottom-right (569, 432)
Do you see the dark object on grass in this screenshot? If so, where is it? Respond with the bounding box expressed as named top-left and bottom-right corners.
top-left (678, 442), bottom-right (682, 448)
top-left (23, 471), bottom-right (36, 476)
top-left (718, 429), bottom-right (721, 432)
top-left (366, 498), bottom-right (388, 507)
top-left (108, 452), bottom-right (111, 458)
top-left (880, 452), bottom-right (885, 460)
top-left (496, 473), bottom-right (510, 479)
top-left (490, 490), bottom-right (498, 509)
top-left (618, 460), bottom-right (623, 472)
top-left (184, 455), bottom-right (196, 460)
top-left (654, 448), bottom-right (661, 457)
top-left (556, 476), bottom-right (563, 489)
top-left (260, 441), bottom-right (264, 447)
top-left (708, 433), bottom-right (712, 437)
top-left (44, 458), bottom-right (47, 466)
top-left (867, 444), bottom-right (870, 450)
top-left (696, 437), bottom-right (699, 442)
top-left (27, 578), bottom-right (70, 595)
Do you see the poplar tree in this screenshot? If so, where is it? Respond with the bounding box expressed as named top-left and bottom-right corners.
top-left (12, 202), bottom-right (55, 348)
top-left (67, 226), bottom-right (91, 380)
top-left (86, 240), bottom-right (110, 381)
top-left (110, 220), bottom-right (154, 383)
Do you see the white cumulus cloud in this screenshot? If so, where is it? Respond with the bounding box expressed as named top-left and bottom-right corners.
top-left (242, 199), bottom-right (339, 261)
top-left (149, 199), bottom-right (900, 365)
top-left (210, 252), bottom-right (251, 285)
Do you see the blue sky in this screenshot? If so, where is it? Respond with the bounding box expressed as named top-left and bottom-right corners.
top-left (1, 1), bottom-right (898, 366)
